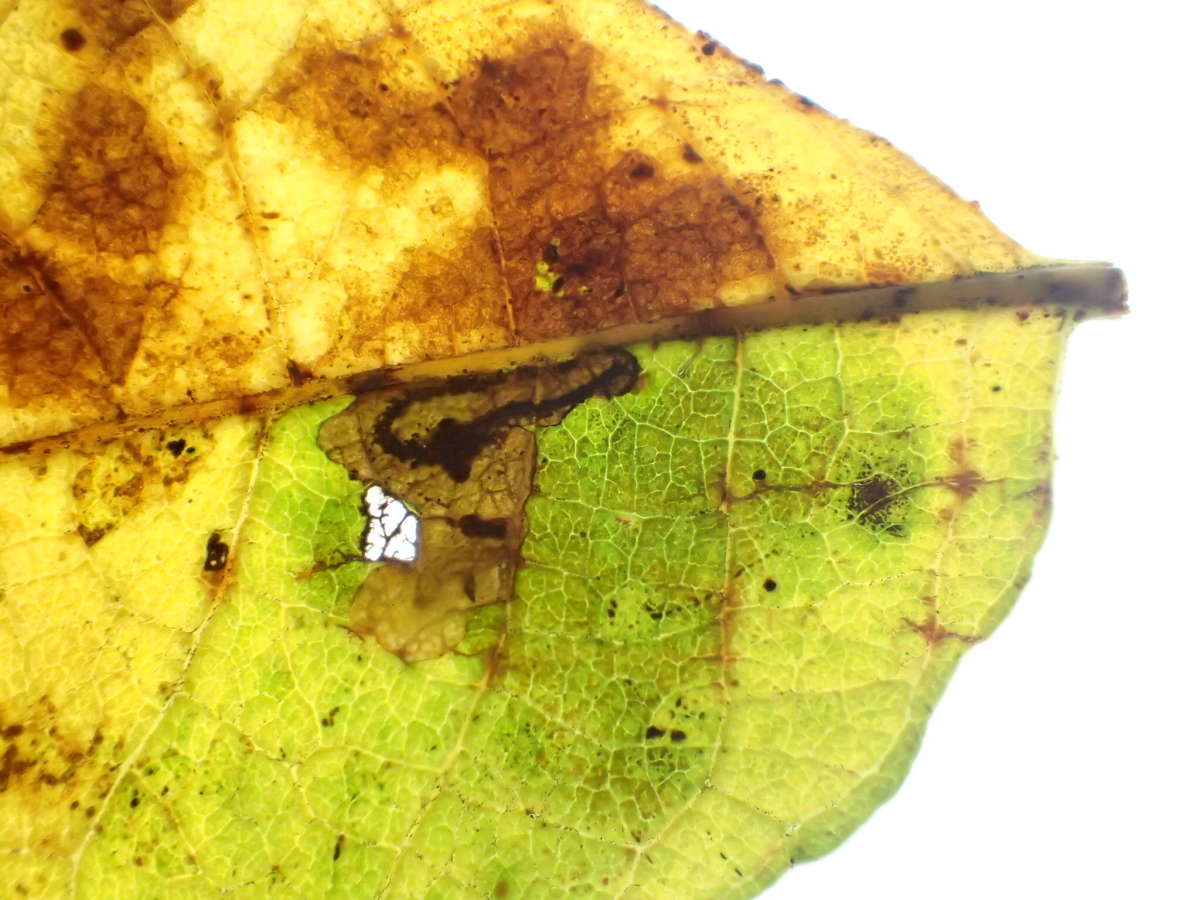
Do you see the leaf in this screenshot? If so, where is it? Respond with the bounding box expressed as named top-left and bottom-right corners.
top-left (0, 1), bottom-right (1123, 898)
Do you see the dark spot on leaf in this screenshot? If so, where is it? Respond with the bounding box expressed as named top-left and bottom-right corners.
top-left (645, 725), bottom-right (665, 740)
top-left (77, 524), bottom-right (109, 546)
top-left (849, 474), bottom-right (905, 534)
top-left (203, 532), bottom-right (229, 572)
top-left (286, 359), bottom-right (313, 385)
top-left (459, 515), bottom-right (507, 540)
top-left (542, 242), bottom-right (559, 263)
top-left (165, 438), bottom-right (186, 457)
top-left (682, 144), bottom-right (703, 163)
top-left (763, 578), bottom-right (776, 592)
top-left (991, 384), bottom-right (1002, 392)
top-left (60, 28), bottom-right (86, 51)
top-left (701, 41), bottom-right (717, 55)
top-left (630, 161), bottom-right (655, 179)
top-left (752, 469), bottom-right (766, 481)
top-left (0, 439), bottom-right (34, 457)
top-left (670, 729), bottom-right (686, 743)
top-left (333, 834), bottom-right (345, 861)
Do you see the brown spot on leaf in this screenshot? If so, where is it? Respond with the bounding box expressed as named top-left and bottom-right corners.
top-left (39, 85), bottom-right (175, 258)
top-left (72, 0), bottom-right (196, 47)
top-left (0, 697), bottom-right (120, 828)
top-left (21, 84), bottom-right (181, 385)
top-left (0, 744), bottom-right (35, 792)
top-left (942, 469), bottom-right (983, 498)
top-left (943, 438), bottom-right (983, 500)
top-left (60, 28), bottom-right (87, 51)
top-left (71, 428), bottom-right (205, 540)
top-left (271, 41), bottom-right (464, 166)
top-left (1023, 482), bottom-right (1052, 522)
top-left (76, 524), bottom-right (110, 547)
top-left (203, 532), bottom-right (229, 572)
top-left (458, 514), bottom-right (507, 540)
top-left (905, 608), bottom-right (980, 647)
top-left (0, 243), bottom-right (114, 414)
top-left (866, 263), bottom-right (910, 285)
top-left (286, 360), bottom-right (313, 386)
top-left (848, 474), bottom-right (904, 533)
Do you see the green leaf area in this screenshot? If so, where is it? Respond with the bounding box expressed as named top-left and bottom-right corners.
top-left (77, 307), bottom-right (1067, 899)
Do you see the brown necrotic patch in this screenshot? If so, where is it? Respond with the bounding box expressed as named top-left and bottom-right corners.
top-left (317, 351), bottom-right (639, 662)
top-left (70, 0), bottom-right (196, 48)
top-left (0, 696), bottom-right (121, 853)
top-left (71, 428), bottom-right (209, 548)
top-left (39, 85), bottom-right (175, 257)
top-left (446, 29), bottom-right (775, 342)
top-left (254, 33), bottom-right (512, 368)
top-left (269, 39), bottom-right (465, 166)
top-left (0, 243), bottom-right (113, 412)
top-left (19, 84), bottom-right (180, 385)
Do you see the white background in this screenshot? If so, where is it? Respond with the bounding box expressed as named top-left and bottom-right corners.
top-left (652, 2), bottom-right (1197, 898)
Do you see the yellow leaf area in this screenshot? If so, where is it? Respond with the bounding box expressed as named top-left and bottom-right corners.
top-left (0, 0), bottom-right (1039, 447)
top-left (1, 306), bottom-right (1071, 898)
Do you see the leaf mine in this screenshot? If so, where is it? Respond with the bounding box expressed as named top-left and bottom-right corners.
top-left (317, 350), bottom-right (638, 661)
